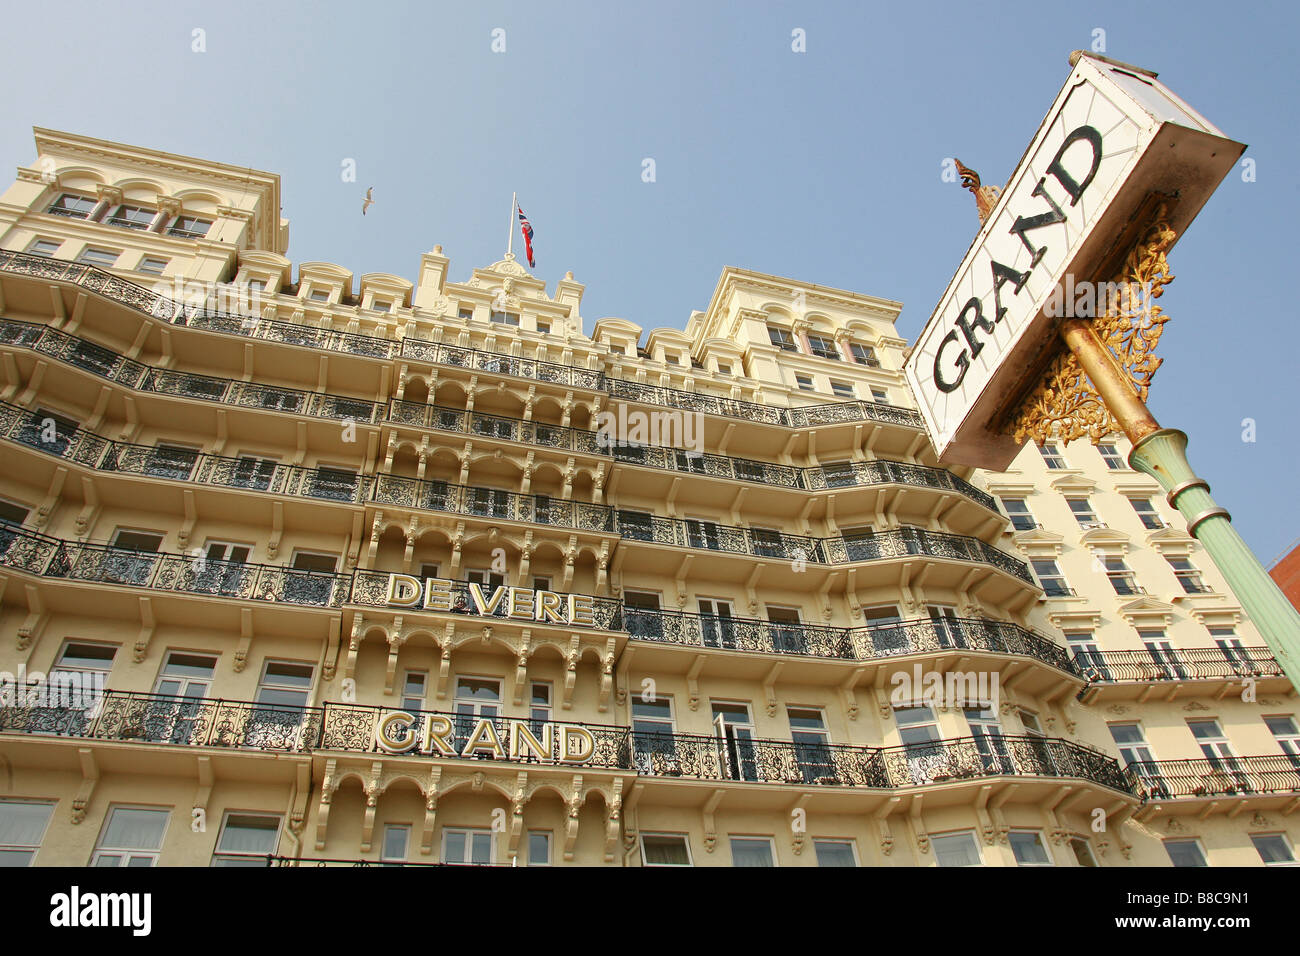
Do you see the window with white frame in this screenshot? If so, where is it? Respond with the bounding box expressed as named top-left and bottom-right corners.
top-left (641, 833), bottom-right (692, 866)
top-left (1251, 833), bottom-right (1296, 865)
top-left (1066, 497), bottom-right (1098, 526)
top-left (1129, 497), bottom-right (1165, 530)
top-left (0, 800), bottom-right (54, 866)
top-left (1031, 558), bottom-right (1071, 597)
top-left (92, 806), bottom-right (170, 866)
top-left (849, 342), bottom-right (879, 366)
top-left (1040, 443), bottom-right (1067, 469)
top-left (794, 374), bottom-right (814, 391)
top-left (46, 193), bottom-right (98, 219)
top-left (211, 813), bottom-right (281, 866)
top-left (931, 830), bottom-right (982, 867)
top-left (730, 836), bottom-right (776, 867)
top-left (490, 311), bottom-right (519, 326)
top-left (1167, 555), bottom-right (1210, 593)
top-left (806, 334), bottom-right (839, 360)
top-left (25, 238), bottom-right (61, 257)
top-left (767, 326), bottom-right (798, 352)
top-left (1009, 830), bottom-right (1053, 865)
top-left (381, 824), bottom-right (411, 863)
top-left (401, 671), bottom-right (427, 712)
top-left (870, 387), bottom-right (890, 404)
top-left (1265, 716), bottom-right (1300, 763)
top-left (76, 247), bottom-right (120, 268)
top-left (443, 827), bottom-right (493, 865)
top-left (813, 839), bottom-right (857, 867)
top-left (1164, 839), bottom-right (1208, 867)
top-left (1070, 836), bottom-right (1099, 866)
top-left (1000, 496), bottom-right (1036, 531)
top-left (105, 204), bottom-right (155, 230)
top-left (527, 831), bottom-right (551, 866)
top-left (1103, 556), bottom-right (1140, 595)
top-left (137, 256), bottom-right (168, 275)
top-left (1098, 443), bottom-right (1126, 469)
top-left (830, 380), bottom-right (855, 399)
top-left (166, 215), bottom-right (213, 239)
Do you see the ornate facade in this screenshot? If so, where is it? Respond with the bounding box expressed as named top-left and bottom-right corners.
top-left (0, 129), bottom-right (1293, 867)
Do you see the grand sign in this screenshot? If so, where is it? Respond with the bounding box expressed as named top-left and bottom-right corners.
top-left (384, 573), bottom-right (597, 627)
top-left (904, 53), bottom-right (1244, 470)
top-left (375, 710), bottom-right (598, 762)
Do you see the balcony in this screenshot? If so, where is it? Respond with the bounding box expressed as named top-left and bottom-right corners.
top-left (399, 337), bottom-right (603, 390)
top-left (0, 317), bottom-right (381, 424)
top-left (623, 608), bottom-right (1076, 675)
top-left (877, 735), bottom-right (1130, 792)
top-left (0, 524), bottom-right (352, 608)
top-left (371, 474), bottom-right (617, 533)
top-left (1127, 755), bottom-right (1300, 804)
top-left (0, 690), bottom-right (322, 752)
top-left (1074, 646), bottom-right (1284, 689)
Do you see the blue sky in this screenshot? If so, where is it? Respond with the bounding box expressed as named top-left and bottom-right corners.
top-left (1, 0), bottom-right (1296, 564)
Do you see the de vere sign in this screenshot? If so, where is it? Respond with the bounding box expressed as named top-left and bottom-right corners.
top-left (904, 53), bottom-right (1244, 470)
top-left (383, 573), bottom-right (597, 627)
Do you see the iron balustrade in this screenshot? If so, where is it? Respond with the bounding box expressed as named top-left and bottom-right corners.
top-left (348, 569), bottom-right (625, 629)
top-left (0, 523), bottom-right (352, 607)
top-left (266, 856), bottom-right (455, 867)
top-left (878, 734), bottom-right (1130, 792)
top-left (804, 459), bottom-right (996, 510)
top-left (1125, 755), bottom-right (1300, 801)
top-left (319, 703), bottom-right (633, 770)
top-left (0, 689), bottom-right (323, 752)
top-left (631, 730), bottom-right (888, 787)
top-left (387, 398), bottom-right (606, 454)
top-left (0, 248), bottom-right (932, 433)
top-left (0, 317), bottom-right (382, 424)
top-left (1073, 647), bottom-right (1283, 685)
top-left (622, 608), bottom-right (1077, 675)
top-left (370, 474), bottom-right (617, 532)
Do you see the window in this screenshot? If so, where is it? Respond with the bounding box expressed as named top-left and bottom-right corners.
top-left (0, 499), bottom-right (29, 525)
top-left (536, 321), bottom-right (550, 333)
top-left (528, 681), bottom-right (552, 733)
top-left (932, 830), bottom-right (982, 867)
top-left (381, 824), bottom-right (410, 863)
top-left (795, 374), bottom-right (814, 391)
top-left (137, 256), bottom-right (168, 275)
top-left (630, 697), bottom-right (675, 773)
top-left (788, 707), bottom-right (835, 783)
top-left (1251, 834), bottom-right (1296, 865)
top-left (1019, 709), bottom-right (1045, 737)
top-left (608, 343), bottom-right (626, 355)
top-left (1265, 716), bottom-right (1300, 763)
top-left (1009, 830), bottom-right (1052, 865)
top-left (401, 671), bottom-right (427, 712)
top-left (205, 541), bottom-right (251, 564)
top-left (93, 807), bottom-right (170, 867)
top-left (76, 247), bottom-right (120, 268)
top-left (1066, 497), bottom-right (1098, 526)
top-left (531, 576), bottom-right (551, 591)
top-left (716, 362), bottom-right (731, 375)
top-left (443, 827), bottom-right (493, 865)
top-left (490, 311), bottom-right (519, 326)
top-left (149, 442), bottom-right (200, 480)
top-left (167, 215), bottom-right (212, 239)
top-left (309, 289), bottom-right (330, 302)
top-left (641, 833), bottom-right (691, 866)
top-left (1140, 629), bottom-right (1185, 680)
top-left (1040, 444), bottom-right (1067, 469)
top-left (310, 466), bottom-right (359, 501)
top-left (256, 661), bottom-right (313, 709)
top-left (47, 193), bottom-right (98, 219)
top-left (1167, 556), bottom-right (1210, 593)
top-left (1187, 718), bottom-right (1236, 761)
top-left (1000, 497), bottom-right (1036, 531)
top-left (1067, 631), bottom-right (1107, 679)
top-left (291, 551), bottom-right (337, 573)
top-left (25, 238), bottom-right (61, 257)
top-left (1098, 443), bottom-right (1125, 469)
top-left (0, 800), bottom-right (54, 866)
top-left (1069, 836), bottom-right (1098, 867)
top-left (830, 381), bottom-right (855, 399)
top-left (527, 831), bottom-right (551, 866)
top-left (1129, 497), bottom-right (1165, 530)
top-left (1109, 724), bottom-right (1155, 768)
top-left (1164, 839), bottom-right (1208, 867)
top-left (465, 569), bottom-right (506, 590)
top-left (813, 839), bottom-right (857, 867)
top-left (663, 352), bottom-right (680, 365)
top-left (247, 279), bottom-right (267, 293)
top-left (730, 836), bottom-right (775, 867)
top-left (1032, 559), bottom-right (1071, 597)
top-left (767, 326), bottom-right (798, 352)
top-left (371, 299), bottom-right (392, 313)
top-left (111, 529), bottom-right (164, 552)
top-left (806, 334), bottom-right (838, 360)
top-left (849, 343), bottom-right (879, 367)
top-left (458, 306), bottom-right (475, 321)
top-left (106, 204), bottom-right (155, 230)
top-left (1103, 557), bottom-right (1140, 595)
top-left (453, 677), bottom-right (501, 748)
top-left (870, 387), bottom-right (890, 404)
top-left (232, 455), bottom-right (277, 490)
top-left (55, 641), bottom-right (117, 676)
top-left (212, 813), bottom-right (281, 867)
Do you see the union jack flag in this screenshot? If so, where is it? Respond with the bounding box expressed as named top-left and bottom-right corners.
top-left (517, 206), bottom-right (535, 268)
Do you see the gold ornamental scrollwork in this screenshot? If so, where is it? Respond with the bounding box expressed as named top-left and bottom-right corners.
top-left (1007, 209), bottom-right (1177, 446)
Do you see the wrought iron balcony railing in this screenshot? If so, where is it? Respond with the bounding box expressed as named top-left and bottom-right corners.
top-left (0, 249), bottom-right (928, 433)
top-left (370, 474), bottom-right (617, 532)
top-left (1126, 755), bottom-right (1300, 801)
top-left (623, 608), bottom-right (1076, 674)
top-left (0, 524), bottom-right (352, 608)
top-left (266, 856), bottom-right (454, 867)
top-left (348, 569), bottom-right (625, 629)
top-left (0, 317), bottom-right (381, 424)
top-left (0, 689), bottom-right (322, 752)
top-left (877, 734), bottom-right (1131, 792)
top-left (387, 398), bottom-right (607, 454)
top-left (1073, 647), bottom-right (1284, 685)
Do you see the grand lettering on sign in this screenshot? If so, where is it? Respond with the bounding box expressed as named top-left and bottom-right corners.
top-left (375, 711), bottom-right (597, 763)
top-left (384, 573), bottom-right (597, 627)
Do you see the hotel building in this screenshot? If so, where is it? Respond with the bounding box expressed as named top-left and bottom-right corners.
top-left (0, 129), bottom-right (1295, 868)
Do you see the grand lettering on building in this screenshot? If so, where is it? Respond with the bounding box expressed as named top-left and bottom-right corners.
top-left (383, 573), bottom-right (597, 627)
top-left (374, 710), bottom-right (598, 763)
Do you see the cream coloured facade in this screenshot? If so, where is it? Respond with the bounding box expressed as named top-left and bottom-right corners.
top-left (0, 128), bottom-right (1293, 868)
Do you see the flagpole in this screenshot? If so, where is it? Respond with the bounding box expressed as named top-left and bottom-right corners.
top-left (507, 192), bottom-right (516, 258)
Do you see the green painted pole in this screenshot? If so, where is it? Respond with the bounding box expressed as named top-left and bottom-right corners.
top-left (1128, 428), bottom-right (1300, 689)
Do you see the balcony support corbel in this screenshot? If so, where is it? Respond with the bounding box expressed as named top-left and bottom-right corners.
top-left (48, 284), bottom-right (66, 325)
top-left (359, 761), bottom-right (384, 852)
top-left (507, 771), bottom-right (530, 862)
top-left (615, 645), bottom-right (635, 708)
top-left (16, 358), bottom-right (46, 407)
top-left (874, 796), bottom-right (901, 856)
top-left (510, 630), bottom-right (532, 706)
top-left (343, 616), bottom-right (364, 682)
top-left (16, 585), bottom-right (46, 652)
top-left (85, 385), bottom-right (112, 432)
top-left (0, 352), bottom-right (20, 401)
top-left (744, 564), bottom-right (763, 618)
top-left (435, 623), bottom-right (455, 699)
top-left (367, 511), bottom-right (384, 567)
top-left (267, 501), bottom-right (283, 561)
top-left (420, 767), bottom-right (442, 854)
top-left (790, 793), bottom-right (811, 856)
top-left (133, 597), bottom-right (156, 664)
top-left (384, 618), bottom-right (406, 695)
top-left (761, 662), bottom-right (784, 717)
top-left (909, 795), bottom-right (929, 854)
top-left (315, 759), bottom-right (339, 850)
top-left (686, 654), bottom-right (706, 711)
top-left (517, 532), bottom-right (534, 587)
top-left (974, 784), bottom-right (996, 845)
top-left (323, 616), bottom-right (342, 682)
top-left (1043, 785), bottom-right (1074, 847)
top-left (989, 785), bottom-right (1018, 844)
top-left (817, 571), bottom-right (839, 623)
top-left (176, 490), bottom-right (197, 550)
top-left (71, 748), bottom-right (98, 824)
top-left (562, 775), bottom-right (584, 861)
top-left (701, 788), bottom-right (725, 853)
top-left (562, 635), bottom-right (581, 710)
top-left (227, 606), bottom-right (252, 672)
top-left (838, 668), bottom-right (865, 721)
top-left (673, 554), bottom-right (693, 610)
top-left (290, 762), bottom-right (312, 837)
top-left (598, 637), bottom-right (617, 713)
top-left (37, 467), bottom-right (69, 531)
top-left (449, 522), bottom-right (465, 576)
top-left (193, 756), bottom-right (214, 830)
top-left (604, 778), bottom-right (624, 863)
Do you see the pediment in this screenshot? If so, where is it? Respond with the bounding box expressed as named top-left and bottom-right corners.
top-left (1049, 474), bottom-right (1099, 493)
top-left (1145, 526), bottom-right (1195, 551)
top-left (1079, 527), bottom-right (1131, 549)
top-left (1117, 596), bottom-right (1177, 626)
top-left (1012, 528), bottom-right (1064, 554)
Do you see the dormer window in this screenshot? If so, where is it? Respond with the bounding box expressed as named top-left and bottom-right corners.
top-left (536, 321), bottom-right (551, 334)
top-left (247, 279), bottom-right (267, 293)
top-left (664, 353), bottom-right (680, 365)
top-left (371, 300), bottom-right (392, 313)
top-left (457, 306), bottom-right (475, 321)
top-left (46, 193), bottom-right (97, 219)
top-left (717, 363), bottom-right (731, 376)
top-left (490, 311), bottom-right (519, 326)
top-left (309, 289), bottom-right (330, 302)
top-left (106, 204), bottom-right (156, 230)
top-left (167, 215), bottom-right (212, 239)
top-left (609, 343), bottom-right (625, 355)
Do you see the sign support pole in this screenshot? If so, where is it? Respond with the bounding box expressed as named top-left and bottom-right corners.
top-left (1060, 318), bottom-right (1300, 689)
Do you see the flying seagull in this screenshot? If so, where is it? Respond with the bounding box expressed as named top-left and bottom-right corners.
top-left (362, 187), bottom-right (374, 215)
